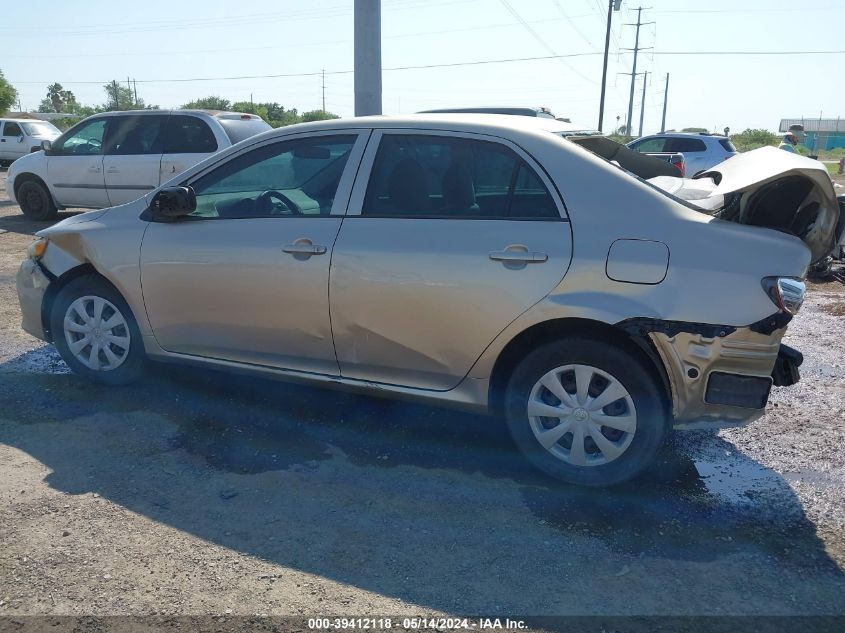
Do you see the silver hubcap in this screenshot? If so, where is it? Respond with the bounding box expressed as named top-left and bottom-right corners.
top-left (527, 364), bottom-right (637, 467)
top-left (63, 295), bottom-right (130, 371)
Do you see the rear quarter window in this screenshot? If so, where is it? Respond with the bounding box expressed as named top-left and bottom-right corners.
top-left (218, 118), bottom-right (273, 145)
top-left (719, 138), bottom-right (737, 152)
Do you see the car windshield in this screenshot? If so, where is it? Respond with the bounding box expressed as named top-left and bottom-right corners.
top-left (20, 121), bottom-right (60, 137)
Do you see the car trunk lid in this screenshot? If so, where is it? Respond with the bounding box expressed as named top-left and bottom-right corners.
top-left (648, 146), bottom-right (840, 262)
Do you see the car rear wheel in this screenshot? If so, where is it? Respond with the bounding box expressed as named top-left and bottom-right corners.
top-left (504, 337), bottom-right (669, 487)
top-left (50, 276), bottom-right (146, 385)
top-left (18, 179), bottom-right (58, 221)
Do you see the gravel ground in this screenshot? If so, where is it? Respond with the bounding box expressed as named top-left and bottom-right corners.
top-left (1, 169), bottom-right (844, 621)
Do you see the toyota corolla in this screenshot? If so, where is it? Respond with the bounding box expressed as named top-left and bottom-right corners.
top-left (16, 114), bottom-right (840, 486)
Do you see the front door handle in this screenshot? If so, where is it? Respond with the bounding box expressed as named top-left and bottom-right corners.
top-left (489, 250), bottom-right (548, 263)
top-left (283, 239), bottom-right (327, 258)
top-left (88, 166), bottom-right (102, 173)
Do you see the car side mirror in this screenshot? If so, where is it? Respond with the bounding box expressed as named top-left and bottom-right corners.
top-left (17, 136), bottom-right (24, 143)
top-left (40, 140), bottom-right (52, 152)
top-left (150, 186), bottom-right (197, 220)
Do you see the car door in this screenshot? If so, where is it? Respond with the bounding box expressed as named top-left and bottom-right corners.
top-left (329, 130), bottom-right (573, 391)
top-left (0, 121), bottom-right (26, 161)
top-left (140, 130), bottom-right (368, 374)
top-left (159, 114), bottom-right (222, 184)
top-left (102, 114), bottom-right (167, 206)
top-left (45, 117), bottom-right (109, 208)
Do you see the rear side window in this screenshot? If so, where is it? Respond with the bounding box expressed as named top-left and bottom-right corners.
top-left (164, 115), bottom-right (218, 154)
top-left (362, 134), bottom-right (558, 219)
top-left (106, 115), bottom-right (167, 155)
top-left (2, 122), bottom-right (22, 137)
top-left (719, 138), bottom-right (737, 152)
top-left (666, 137), bottom-right (707, 153)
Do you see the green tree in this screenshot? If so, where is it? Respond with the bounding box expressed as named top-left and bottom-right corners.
top-left (38, 83), bottom-right (81, 113)
top-left (181, 95), bottom-right (231, 110)
top-left (0, 69), bottom-right (18, 115)
top-left (730, 128), bottom-right (780, 152)
top-left (301, 109), bottom-right (339, 123)
top-left (100, 80), bottom-right (157, 111)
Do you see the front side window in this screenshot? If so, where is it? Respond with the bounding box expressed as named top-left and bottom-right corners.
top-left (362, 134), bottom-right (558, 219)
top-left (53, 118), bottom-right (107, 155)
top-left (2, 122), bottom-right (22, 137)
top-left (106, 115), bottom-right (167, 155)
top-left (630, 138), bottom-right (667, 153)
top-left (188, 135), bottom-right (356, 219)
top-left (164, 115), bottom-right (218, 154)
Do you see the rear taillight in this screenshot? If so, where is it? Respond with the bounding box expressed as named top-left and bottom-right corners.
top-left (762, 277), bottom-right (805, 315)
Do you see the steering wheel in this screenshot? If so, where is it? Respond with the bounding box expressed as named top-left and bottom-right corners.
top-left (257, 190), bottom-right (302, 215)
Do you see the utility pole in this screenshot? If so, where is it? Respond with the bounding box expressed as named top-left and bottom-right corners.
top-left (638, 71), bottom-right (648, 136)
top-left (598, 0), bottom-right (623, 132)
top-left (622, 7), bottom-right (653, 136)
top-left (133, 79), bottom-right (138, 107)
top-left (660, 72), bottom-right (669, 133)
top-left (354, 0), bottom-right (382, 116)
top-left (127, 76), bottom-right (132, 106)
top-left (322, 69), bottom-right (326, 113)
top-left (112, 80), bottom-right (119, 110)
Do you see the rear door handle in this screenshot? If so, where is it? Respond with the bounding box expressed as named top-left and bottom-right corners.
top-left (489, 250), bottom-right (548, 263)
top-left (283, 240), bottom-right (327, 257)
top-left (106, 167), bottom-right (119, 174)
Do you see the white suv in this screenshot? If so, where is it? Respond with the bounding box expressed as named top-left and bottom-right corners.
top-left (628, 132), bottom-right (738, 176)
top-left (6, 110), bottom-right (271, 220)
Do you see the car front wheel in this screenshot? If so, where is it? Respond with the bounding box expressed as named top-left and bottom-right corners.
top-left (505, 337), bottom-right (669, 487)
top-left (50, 276), bottom-right (146, 385)
top-left (18, 179), bottom-right (58, 221)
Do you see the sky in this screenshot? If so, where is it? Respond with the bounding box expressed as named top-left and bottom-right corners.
top-left (3, 0), bottom-right (844, 135)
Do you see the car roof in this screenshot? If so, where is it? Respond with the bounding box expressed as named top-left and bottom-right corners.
top-left (87, 109), bottom-right (261, 119)
top-left (256, 113), bottom-right (591, 137)
top-left (650, 132), bottom-right (729, 139)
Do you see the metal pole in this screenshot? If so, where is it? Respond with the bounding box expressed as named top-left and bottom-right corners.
top-left (597, 0), bottom-right (614, 131)
top-left (354, 0), bottom-right (382, 116)
top-left (322, 69), bottom-right (326, 113)
top-left (133, 79), bottom-right (138, 106)
top-left (638, 71), bottom-right (647, 136)
top-left (625, 8), bottom-right (642, 136)
top-left (660, 72), bottom-right (669, 133)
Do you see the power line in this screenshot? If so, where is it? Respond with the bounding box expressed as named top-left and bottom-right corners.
top-left (11, 48), bottom-right (845, 86)
top-left (498, 0), bottom-right (597, 84)
top-left (11, 52), bottom-right (604, 86)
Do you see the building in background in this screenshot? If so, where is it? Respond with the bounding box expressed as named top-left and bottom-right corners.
top-left (780, 117), bottom-right (845, 151)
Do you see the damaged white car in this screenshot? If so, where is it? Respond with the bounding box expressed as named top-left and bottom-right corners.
top-left (15, 115), bottom-right (843, 486)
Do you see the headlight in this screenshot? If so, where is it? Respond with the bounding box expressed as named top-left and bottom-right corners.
top-left (762, 277), bottom-right (805, 315)
top-left (26, 237), bottom-right (48, 261)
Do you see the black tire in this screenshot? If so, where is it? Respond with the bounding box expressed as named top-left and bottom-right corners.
top-left (50, 275), bottom-right (146, 385)
top-left (504, 337), bottom-right (670, 487)
top-left (17, 179), bottom-right (58, 221)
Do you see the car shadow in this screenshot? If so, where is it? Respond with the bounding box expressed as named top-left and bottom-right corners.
top-left (0, 346), bottom-right (842, 613)
top-left (0, 210), bottom-right (81, 237)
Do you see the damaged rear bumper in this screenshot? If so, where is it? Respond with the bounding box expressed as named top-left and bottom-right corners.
top-left (627, 316), bottom-right (800, 430)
